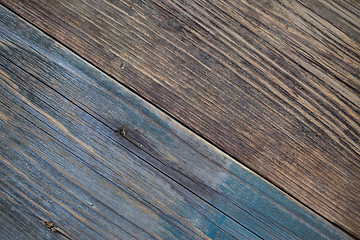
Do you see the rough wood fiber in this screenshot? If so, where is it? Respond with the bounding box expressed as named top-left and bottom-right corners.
top-left (0, 6), bottom-right (354, 239)
top-left (1, 0), bottom-right (359, 236)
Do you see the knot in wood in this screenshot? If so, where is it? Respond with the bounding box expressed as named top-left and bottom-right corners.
top-left (115, 127), bottom-right (126, 138)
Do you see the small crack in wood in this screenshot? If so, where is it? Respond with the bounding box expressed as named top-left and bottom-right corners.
top-left (115, 127), bottom-right (127, 138)
top-left (115, 127), bottom-right (143, 148)
top-left (42, 220), bottom-right (71, 240)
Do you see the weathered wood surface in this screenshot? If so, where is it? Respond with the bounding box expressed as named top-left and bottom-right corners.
top-left (0, 6), bottom-right (354, 239)
top-left (1, 0), bottom-right (358, 236)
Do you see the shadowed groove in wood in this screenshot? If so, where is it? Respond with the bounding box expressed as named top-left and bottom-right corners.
top-left (0, 6), bottom-right (354, 239)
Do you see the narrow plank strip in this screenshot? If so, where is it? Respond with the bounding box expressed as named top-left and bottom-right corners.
top-left (0, 5), bottom-right (353, 239)
top-left (0, 0), bottom-right (358, 235)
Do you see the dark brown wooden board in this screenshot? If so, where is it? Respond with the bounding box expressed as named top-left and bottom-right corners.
top-left (0, 5), bottom-right (354, 239)
top-left (1, 0), bottom-right (358, 236)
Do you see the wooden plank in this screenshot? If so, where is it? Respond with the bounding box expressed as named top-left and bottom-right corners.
top-left (0, 6), bottom-right (353, 239)
top-left (0, 14), bottom-right (256, 240)
top-left (1, 0), bottom-right (358, 236)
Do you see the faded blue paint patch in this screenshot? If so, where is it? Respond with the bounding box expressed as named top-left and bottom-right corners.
top-left (217, 163), bottom-right (352, 240)
top-left (154, 191), bottom-right (262, 239)
top-left (218, 177), bottom-right (282, 239)
top-left (158, 215), bottom-right (190, 240)
top-left (206, 212), bottom-right (225, 238)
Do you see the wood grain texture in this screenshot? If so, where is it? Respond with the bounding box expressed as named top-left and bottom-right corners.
top-left (0, 6), bottom-right (354, 239)
top-left (1, 0), bottom-right (358, 236)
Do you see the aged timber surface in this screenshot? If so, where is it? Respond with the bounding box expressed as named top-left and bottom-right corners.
top-left (0, 5), bottom-right (354, 240)
top-left (1, 0), bottom-right (358, 236)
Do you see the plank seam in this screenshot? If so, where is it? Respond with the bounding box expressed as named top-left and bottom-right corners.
top-left (0, 3), bottom-right (356, 238)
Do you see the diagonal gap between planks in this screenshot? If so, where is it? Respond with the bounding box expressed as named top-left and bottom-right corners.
top-left (0, 4), bottom-right (356, 238)
top-left (0, 3), bottom-right (357, 239)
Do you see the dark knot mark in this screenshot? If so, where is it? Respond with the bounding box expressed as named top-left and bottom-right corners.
top-left (115, 127), bottom-right (126, 138)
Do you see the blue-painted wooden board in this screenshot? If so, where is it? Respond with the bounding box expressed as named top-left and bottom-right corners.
top-left (0, 5), bottom-right (353, 240)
